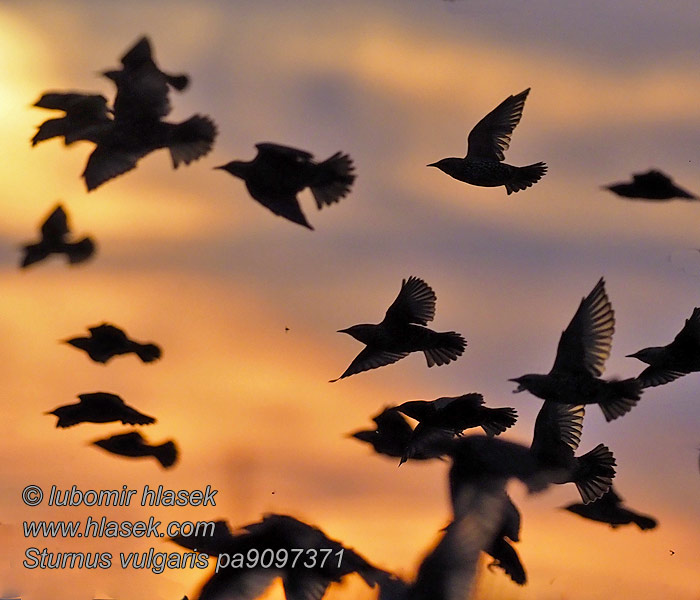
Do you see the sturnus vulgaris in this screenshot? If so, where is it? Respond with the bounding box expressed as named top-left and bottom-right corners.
top-left (170, 514), bottom-right (384, 600)
top-left (510, 278), bottom-right (642, 421)
top-left (332, 276), bottom-right (466, 381)
top-left (627, 307), bottom-right (700, 388)
top-left (428, 88), bottom-right (547, 194)
top-left (47, 392), bottom-right (155, 428)
top-left (530, 402), bottom-right (616, 503)
top-left (65, 323), bottom-right (162, 364)
top-left (605, 170), bottom-right (696, 201)
top-left (564, 486), bottom-right (658, 530)
top-left (93, 431), bottom-right (177, 468)
top-left (215, 143), bottom-right (356, 230)
top-left (31, 92), bottom-right (112, 146)
top-left (485, 495), bottom-right (526, 585)
top-left (21, 204), bottom-right (95, 268)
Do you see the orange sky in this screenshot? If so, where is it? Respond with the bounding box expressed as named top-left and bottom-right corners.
top-left (0, 2), bottom-right (699, 599)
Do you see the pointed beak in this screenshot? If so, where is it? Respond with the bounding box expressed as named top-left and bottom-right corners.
top-left (626, 352), bottom-right (640, 359)
top-left (508, 378), bottom-right (525, 393)
top-left (213, 165), bottom-right (226, 170)
top-left (337, 328), bottom-right (350, 334)
top-left (427, 162), bottom-right (438, 168)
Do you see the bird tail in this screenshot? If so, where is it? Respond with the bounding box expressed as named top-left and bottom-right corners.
top-left (487, 538), bottom-right (526, 585)
top-left (134, 343), bottom-right (162, 363)
top-left (169, 115), bottom-right (218, 168)
top-left (423, 332), bottom-right (467, 367)
top-left (505, 162), bottom-right (547, 194)
top-left (65, 237), bottom-right (96, 264)
top-left (572, 443), bottom-right (616, 504)
top-left (153, 442), bottom-right (178, 468)
top-left (310, 152), bottom-right (356, 209)
top-left (631, 513), bottom-right (658, 531)
top-left (599, 378), bottom-right (642, 422)
top-left (21, 243), bottom-right (50, 268)
top-left (481, 407), bottom-right (518, 436)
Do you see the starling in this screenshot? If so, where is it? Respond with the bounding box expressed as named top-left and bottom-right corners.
top-left (31, 92), bottom-right (112, 146)
top-left (564, 486), bottom-right (658, 530)
top-left (627, 307), bottom-right (700, 388)
top-left (92, 431), bottom-right (177, 468)
top-left (428, 88), bottom-right (547, 194)
top-left (485, 495), bottom-right (527, 585)
top-left (215, 143), bottom-right (356, 230)
top-left (21, 204), bottom-right (95, 268)
top-left (47, 392), bottom-right (156, 428)
top-left (332, 276), bottom-right (466, 381)
top-left (605, 169), bottom-right (696, 201)
top-left (170, 514), bottom-right (384, 600)
top-left (510, 278), bottom-right (642, 422)
top-left (350, 407), bottom-right (448, 461)
top-left (530, 402), bottom-right (616, 503)
top-left (65, 323), bottom-right (162, 364)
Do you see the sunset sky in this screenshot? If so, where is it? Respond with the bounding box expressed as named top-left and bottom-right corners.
top-left (1, 1), bottom-right (699, 599)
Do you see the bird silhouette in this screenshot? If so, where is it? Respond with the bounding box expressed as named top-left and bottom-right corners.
top-left (20, 204), bottom-right (95, 268)
top-left (332, 276), bottom-right (466, 381)
top-left (47, 392), bottom-right (155, 428)
top-left (564, 486), bottom-right (658, 530)
top-left (92, 431), bottom-right (177, 468)
top-left (215, 143), bottom-right (356, 229)
top-left (530, 402), bottom-right (616, 503)
top-left (171, 514), bottom-right (385, 600)
top-left (510, 278), bottom-right (642, 421)
top-left (627, 307), bottom-right (700, 387)
top-left (65, 323), bottom-right (162, 364)
top-left (428, 88), bottom-right (547, 194)
top-left (393, 393), bottom-right (517, 463)
top-left (484, 495), bottom-right (527, 585)
top-left (605, 169), bottom-right (696, 201)
top-left (31, 92), bottom-right (112, 146)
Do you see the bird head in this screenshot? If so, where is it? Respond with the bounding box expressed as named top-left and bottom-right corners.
top-left (508, 375), bottom-right (540, 393)
top-left (214, 161), bottom-right (248, 180)
top-left (427, 157), bottom-right (461, 176)
top-left (625, 347), bottom-right (660, 365)
top-left (337, 324), bottom-right (376, 344)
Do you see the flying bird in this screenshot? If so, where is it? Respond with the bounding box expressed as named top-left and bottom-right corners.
top-left (530, 402), bottom-right (616, 503)
top-left (604, 169), bottom-right (696, 201)
top-left (393, 393), bottom-right (517, 463)
top-left (332, 276), bottom-right (466, 381)
top-left (20, 204), bottom-right (95, 268)
top-left (65, 323), bottom-right (161, 364)
top-left (170, 514), bottom-right (384, 600)
top-left (428, 88), bottom-right (547, 194)
top-left (92, 431), bottom-right (177, 468)
top-left (215, 143), bottom-right (356, 230)
top-left (510, 278), bottom-right (642, 421)
top-left (47, 392), bottom-right (155, 428)
top-left (31, 92), bottom-right (112, 146)
top-left (484, 495), bottom-right (527, 585)
top-left (627, 307), bottom-right (700, 388)
top-left (564, 486), bottom-right (658, 530)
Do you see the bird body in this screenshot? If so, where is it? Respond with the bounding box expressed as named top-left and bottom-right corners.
top-left (429, 88), bottom-right (547, 194)
top-left (47, 392), bottom-right (155, 428)
top-left (332, 276), bottom-right (466, 380)
top-left (605, 169), bottom-right (696, 200)
top-left (93, 431), bottom-right (177, 468)
top-left (565, 487), bottom-right (658, 530)
top-left (65, 323), bottom-right (161, 364)
top-left (216, 143), bottom-right (355, 229)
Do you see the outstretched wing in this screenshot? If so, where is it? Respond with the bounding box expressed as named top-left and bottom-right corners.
top-left (331, 347), bottom-right (409, 381)
top-left (40, 205), bottom-right (70, 242)
top-left (466, 88), bottom-right (530, 161)
top-left (383, 276), bottom-right (437, 326)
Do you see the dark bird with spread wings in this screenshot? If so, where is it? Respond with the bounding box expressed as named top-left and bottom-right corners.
top-left (215, 143), bottom-right (356, 230)
top-left (65, 323), bottom-right (162, 364)
top-left (332, 276), bottom-right (466, 381)
top-left (605, 169), bottom-right (696, 201)
top-left (565, 486), bottom-right (658, 530)
top-left (510, 278), bottom-right (642, 421)
top-left (92, 431), bottom-right (178, 468)
top-left (47, 392), bottom-right (156, 428)
top-left (31, 92), bottom-right (111, 146)
top-left (21, 204), bottom-right (95, 268)
top-left (428, 88), bottom-right (547, 194)
top-left (627, 307), bottom-right (700, 388)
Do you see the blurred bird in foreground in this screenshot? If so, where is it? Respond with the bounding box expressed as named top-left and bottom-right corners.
top-left (393, 393), bottom-right (517, 463)
top-left (530, 402), bottom-right (616, 503)
top-left (350, 407), bottom-right (448, 461)
top-left (428, 88), bottom-right (547, 194)
top-left (627, 307), bottom-right (700, 388)
top-left (564, 486), bottom-right (658, 530)
top-left (510, 278), bottom-right (642, 421)
top-left (332, 276), bottom-right (466, 381)
top-left (170, 514), bottom-right (385, 600)
top-left (65, 323), bottom-right (162, 364)
top-left (92, 431), bottom-right (177, 468)
top-left (31, 92), bottom-right (111, 146)
top-left (215, 143), bottom-right (356, 230)
top-left (47, 392), bottom-right (155, 428)
top-left (605, 169), bottom-right (696, 201)
top-left (20, 204), bottom-right (95, 268)
top-left (484, 495), bottom-right (527, 585)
